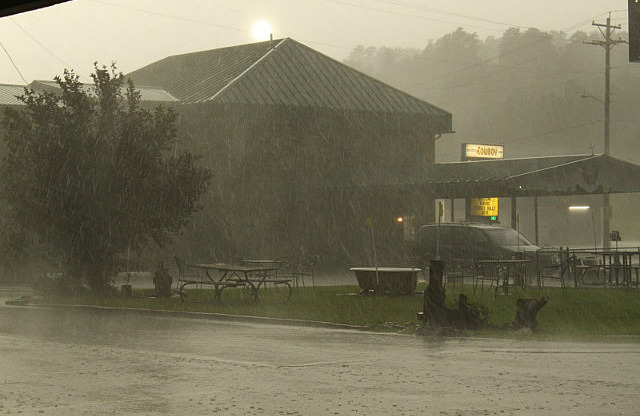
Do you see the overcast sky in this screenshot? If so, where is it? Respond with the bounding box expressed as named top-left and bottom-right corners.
top-left (0, 0), bottom-right (630, 85)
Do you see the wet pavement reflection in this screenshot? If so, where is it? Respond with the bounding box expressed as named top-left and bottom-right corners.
top-left (1, 286), bottom-right (639, 415)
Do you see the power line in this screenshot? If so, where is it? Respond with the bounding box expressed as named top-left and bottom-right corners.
top-left (89, 0), bottom-right (619, 85)
top-left (11, 18), bottom-right (71, 68)
top-left (423, 76), bottom-right (601, 100)
top-left (0, 41), bottom-right (27, 84)
top-left (311, 0), bottom-right (510, 33)
top-left (88, 0), bottom-right (248, 34)
top-left (406, 11), bottom-right (619, 91)
top-left (436, 120), bottom-right (603, 160)
top-left (414, 29), bottom-right (616, 95)
top-left (323, 0), bottom-right (531, 30)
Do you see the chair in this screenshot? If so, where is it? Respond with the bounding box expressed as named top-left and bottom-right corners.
top-left (444, 259), bottom-right (468, 292)
top-left (278, 257), bottom-right (316, 289)
top-left (473, 257), bottom-right (501, 295)
top-left (174, 256), bottom-right (205, 290)
top-left (574, 254), bottom-right (605, 286)
top-left (536, 248), bottom-right (573, 294)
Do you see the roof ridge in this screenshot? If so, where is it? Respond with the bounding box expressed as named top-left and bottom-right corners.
top-left (162, 39), bottom-right (284, 62)
top-left (505, 154), bottom-right (600, 180)
top-left (193, 38), bottom-right (288, 104)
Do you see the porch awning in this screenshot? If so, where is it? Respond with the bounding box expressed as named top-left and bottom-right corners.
top-left (344, 154), bottom-right (640, 199)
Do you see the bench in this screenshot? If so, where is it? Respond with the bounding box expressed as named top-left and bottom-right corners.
top-left (226, 277), bottom-right (293, 301)
top-left (177, 279), bottom-right (241, 303)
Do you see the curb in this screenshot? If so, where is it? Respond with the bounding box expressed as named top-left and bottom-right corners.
top-left (8, 301), bottom-right (371, 332)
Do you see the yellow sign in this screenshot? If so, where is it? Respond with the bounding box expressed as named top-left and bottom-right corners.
top-left (470, 198), bottom-right (499, 217)
top-left (464, 143), bottom-right (504, 159)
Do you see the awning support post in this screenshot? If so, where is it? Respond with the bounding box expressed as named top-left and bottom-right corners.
top-left (534, 196), bottom-right (539, 246)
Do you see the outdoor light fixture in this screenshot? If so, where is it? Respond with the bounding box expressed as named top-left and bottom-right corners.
top-left (396, 216), bottom-right (404, 223)
top-left (568, 206), bottom-right (590, 211)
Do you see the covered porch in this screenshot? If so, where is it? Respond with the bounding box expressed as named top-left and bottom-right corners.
top-left (417, 154), bottom-right (640, 248)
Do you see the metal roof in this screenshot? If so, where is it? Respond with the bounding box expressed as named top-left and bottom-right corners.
top-left (127, 38), bottom-right (452, 132)
top-left (0, 84), bottom-right (26, 106)
top-left (26, 80), bottom-right (178, 102)
top-left (340, 154), bottom-right (640, 198)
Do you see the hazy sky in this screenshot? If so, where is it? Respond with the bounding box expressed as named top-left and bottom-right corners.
top-left (0, 0), bottom-right (630, 85)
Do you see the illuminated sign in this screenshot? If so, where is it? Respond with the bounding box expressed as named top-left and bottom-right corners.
top-left (461, 143), bottom-right (503, 221)
top-left (470, 198), bottom-right (499, 217)
top-left (463, 143), bottom-right (504, 160)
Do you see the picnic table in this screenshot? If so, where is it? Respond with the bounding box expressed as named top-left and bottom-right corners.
top-left (572, 249), bottom-right (640, 288)
top-left (183, 263), bottom-right (291, 302)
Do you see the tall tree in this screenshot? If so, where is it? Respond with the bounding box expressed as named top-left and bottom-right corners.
top-left (1, 64), bottom-right (210, 292)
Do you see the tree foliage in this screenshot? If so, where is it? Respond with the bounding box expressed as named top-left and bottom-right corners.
top-left (1, 64), bottom-right (210, 291)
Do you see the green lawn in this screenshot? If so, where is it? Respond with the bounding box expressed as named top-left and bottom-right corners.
top-left (42, 283), bottom-right (640, 340)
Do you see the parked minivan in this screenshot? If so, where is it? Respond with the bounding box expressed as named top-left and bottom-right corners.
top-left (412, 222), bottom-right (541, 269)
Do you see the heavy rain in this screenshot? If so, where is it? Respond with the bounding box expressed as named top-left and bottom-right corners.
top-left (1, 1), bottom-right (640, 415)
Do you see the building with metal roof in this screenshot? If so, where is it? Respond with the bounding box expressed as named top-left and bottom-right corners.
top-left (127, 38), bottom-right (453, 265)
top-left (0, 84), bottom-right (26, 106)
top-left (27, 80), bottom-right (178, 103)
top-left (128, 38), bottom-right (452, 131)
top-left (0, 81), bottom-right (177, 107)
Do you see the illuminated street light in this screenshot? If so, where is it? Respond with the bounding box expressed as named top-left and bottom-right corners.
top-left (568, 206), bottom-right (590, 212)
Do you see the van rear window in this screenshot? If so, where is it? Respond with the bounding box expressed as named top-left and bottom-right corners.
top-left (484, 228), bottom-right (532, 246)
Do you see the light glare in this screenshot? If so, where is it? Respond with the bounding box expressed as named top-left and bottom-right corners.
top-left (568, 206), bottom-right (590, 211)
top-left (252, 20), bottom-right (273, 41)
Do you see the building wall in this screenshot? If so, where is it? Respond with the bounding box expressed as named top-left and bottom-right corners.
top-left (169, 102), bottom-right (437, 266)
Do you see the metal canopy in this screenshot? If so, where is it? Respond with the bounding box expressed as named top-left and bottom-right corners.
top-left (411, 154), bottom-right (640, 199)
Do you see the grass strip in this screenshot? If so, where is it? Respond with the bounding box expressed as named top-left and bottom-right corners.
top-left (41, 284), bottom-right (640, 340)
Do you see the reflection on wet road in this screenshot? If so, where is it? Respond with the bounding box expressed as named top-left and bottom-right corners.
top-left (1, 288), bottom-right (639, 415)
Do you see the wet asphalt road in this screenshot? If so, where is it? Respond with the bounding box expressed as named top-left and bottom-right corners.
top-left (1, 286), bottom-right (640, 415)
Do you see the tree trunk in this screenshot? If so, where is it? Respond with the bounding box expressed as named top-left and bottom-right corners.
top-left (422, 260), bottom-right (447, 325)
top-left (513, 297), bottom-right (549, 331)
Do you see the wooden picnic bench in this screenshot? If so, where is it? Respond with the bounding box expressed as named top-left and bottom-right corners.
top-left (175, 257), bottom-right (242, 303)
top-left (175, 258), bottom-right (292, 302)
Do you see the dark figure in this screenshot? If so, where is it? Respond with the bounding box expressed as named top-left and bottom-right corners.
top-left (513, 297), bottom-right (549, 331)
top-left (153, 262), bottom-right (173, 298)
top-left (422, 260), bottom-right (447, 325)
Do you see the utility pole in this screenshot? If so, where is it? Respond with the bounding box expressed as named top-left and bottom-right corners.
top-left (584, 13), bottom-right (626, 249)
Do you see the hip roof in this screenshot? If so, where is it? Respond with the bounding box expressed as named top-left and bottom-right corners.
top-left (127, 38), bottom-right (452, 132)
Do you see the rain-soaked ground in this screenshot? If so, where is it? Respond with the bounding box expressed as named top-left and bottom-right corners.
top-left (1, 285), bottom-right (639, 415)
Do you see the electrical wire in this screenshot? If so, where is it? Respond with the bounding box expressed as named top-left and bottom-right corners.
top-left (88, 0), bottom-right (248, 34)
top-left (406, 11), bottom-right (621, 91)
top-left (358, 0), bottom-right (532, 29)
top-left (310, 0), bottom-right (517, 33)
top-left (0, 41), bottom-right (28, 84)
top-left (87, 0), bottom-right (619, 83)
top-left (10, 18), bottom-right (71, 68)
top-left (436, 121), bottom-right (603, 161)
